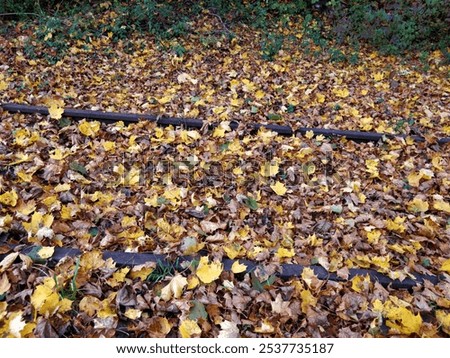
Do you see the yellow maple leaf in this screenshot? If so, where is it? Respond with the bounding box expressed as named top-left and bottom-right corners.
top-left (366, 229), bottom-right (381, 244)
top-left (160, 274), bottom-right (188, 301)
top-left (78, 120), bottom-right (101, 137)
top-left (270, 181), bottom-right (287, 196)
top-left (407, 197), bottom-right (429, 213)
top-left (385, 306), bottom-right (422, 335)
top-left (276, 247), bottom-right (295, 259)
top-left (179, 319), bottom-right (201, 338)
top-left (386, 216), bottom-right (406, 233)
top-left (49, 148), bottom-right (69, 160)
top-left (0, 79), bottom-right (9, 91)
top-left (407, 172), bottom-right (422, 187)
top-left (231, 261), bottom-right (247, 274)
top-left (365, 159), bottom-right (380, 178)
top-left (255, 90), bottom-right (265, 100)
top-left (102, 141), bottom-right (116, 151)
top-left (129, 264), bottom-right (154, 281)
top-left (360, 117), bottom-right (373, 131)
top-left (125, 167), bottom-right (140, 186)
top-left (233, 167), bottom-right (243, 175)
top-left (434, 200), bottom-right (450, 213)
top-left (351, 275), bottom-right (370, 293)
top-left (187, 276), bottom-right (199, 290)
top-left (14, 128), bottom-right (40, 147)
top-left (223, 244), bottom-right (245, 259)
top-left (373, 72), bottom-right (384, 81)
top-left (31, 278), bottom-right (72, 316)
top-left (300, 289), bottom-right (317, 314)
top-left (48, 103), bottom-right (64, 120)
top-left (107, 267), bottom-right (130, 288)
top-left (332, 87), bottom-right (350, 98)
top-left (17, 170), bottom-right (33, 182)
top-left (196, 256), bottom-right (223, 284)
top-left (0, 190), bottom-right (18, 207)
top-left (436, 310), bottom-right (450, 335)
top-left (305, 130), bottom-right (314, 139)
top-left (316, 93), bottom-right (325, 103)
top-left (440, 258), bottom-right (450, 274)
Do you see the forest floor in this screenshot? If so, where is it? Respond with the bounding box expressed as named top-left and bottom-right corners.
top-left (0, 12), bottom-right (449, 337)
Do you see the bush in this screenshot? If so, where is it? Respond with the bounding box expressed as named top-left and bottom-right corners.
top-left (1, 0), bottom-right (448, 61)
top-left (327, 0), bottom-right (450, 55)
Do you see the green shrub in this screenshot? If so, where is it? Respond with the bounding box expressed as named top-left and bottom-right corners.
top-left (2, 0), bottom-right (448, 62)
top-left (327, 0), bottom-right (450, 55)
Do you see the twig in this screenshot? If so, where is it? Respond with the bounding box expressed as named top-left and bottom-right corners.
top-left (208, 10), bottom-right (233, 36)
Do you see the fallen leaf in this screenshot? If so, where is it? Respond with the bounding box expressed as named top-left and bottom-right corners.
top-left (179, 319), bottom-right (201, 338)
top-left (231, 261), bottom-right (247, 273)
top-left (160, 274), bottom-right (188, 301)
top-left (196, 257), bottom-right (223, 284)
top-left (270, 181), bottom-right (287, 195)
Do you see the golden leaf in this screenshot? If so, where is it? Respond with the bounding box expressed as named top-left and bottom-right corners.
top-left (366, 229), bottom-right (381, 244)
top-left (332, 87), bottom-right (350, 98)
top-left (407, 197), bottom-right (429, 212)
top-left (78, 120), bottom-right (101, 137)
top-left (0, 80), bottom-right (8, 91)
top-left (196, 256), bottom-right (223, 284)
top-left (385, 306), bottom-right (422, 335)
top-left (434, 200), bottom-right (450, 213)
top-left (365, 159), bottom-right (380, 178)
top-left (129, 264), bottom-right (154, 280)
top-left (38, 246), bottom-right (55, 259)
top-left (386, 216), bottom-right (406, 233)
top-left (48, 102), bottom-right (64, 120)
top-left (316, 93), bottom-right (325, 103)
top-left (276, 247), bottom-right (295, 259)
top-left (102, 141), bottom-right (116, 151)
top-left (300, 289), bottom-right (317, 314)
top-left (373, 72), bottom-right (384, 81)
top-left (436, 310), bottom-right (450, 335)
top-left (107, 267), bottom-right (130, 288)
top-left (0, 190), bottom-right (18, 207)
top-left (54, 183), bottom-right (71, 192)
top-left (305, 130), bottom-right (314, 139)
top-left (231, 261), bottom-right (247, 274)
top-left (270, 181), bottom-right (287, 196)
top-left (31, 277), bottom-right (71, 316)
top-left (440, 258), bottom-right (450, 274)
top-left (179, 319), bottom-right (201, 338)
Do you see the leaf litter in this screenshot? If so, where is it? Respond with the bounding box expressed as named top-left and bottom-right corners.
top-left (0, 11), bottom-right (449, 338)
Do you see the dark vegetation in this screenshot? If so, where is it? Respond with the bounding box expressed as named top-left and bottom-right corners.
top-left (1, 0), bottom-right (449, 64)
